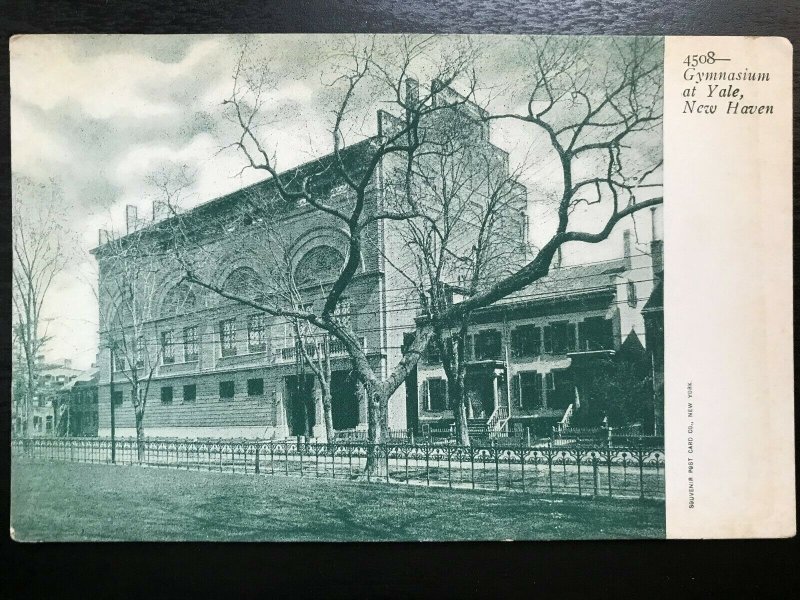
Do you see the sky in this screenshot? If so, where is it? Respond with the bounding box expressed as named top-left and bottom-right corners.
top-left (10, 34), bottom-right (663, 370)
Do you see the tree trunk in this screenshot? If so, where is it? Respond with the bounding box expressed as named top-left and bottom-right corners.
top-left (322, 390), bottom-right (334, 443)
top-left (450, 377), bottom-right (470, 446)
top-left (134, 406), bottom-right (145, 463)
top-left (365, 379), bottom-right (387, 476)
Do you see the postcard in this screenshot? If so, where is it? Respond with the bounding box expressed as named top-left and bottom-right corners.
top-left (9, 34), bottom-right (794, 541)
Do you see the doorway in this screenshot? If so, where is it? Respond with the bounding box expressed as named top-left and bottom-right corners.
top-left (330, 370), bottom-right (359, 431)
top-left (285, 374), bottom-right (315, 437)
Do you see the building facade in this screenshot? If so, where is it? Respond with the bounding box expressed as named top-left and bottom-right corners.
top-left (93, 80), bottom-right (527, 440)
top-left (413, 222), bottom-right (663, 438)
top-left (12, 358), bottom-right (82, 437)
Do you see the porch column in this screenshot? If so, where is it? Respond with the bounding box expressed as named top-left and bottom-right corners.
top-left (492, 374), bottom-right (500, 413)
top-left (273, 388), bottom-right (289, 439)
top-left (357, 382), bottom-right (368, 429)
top-left (312, 385), bottom-right (326, 441)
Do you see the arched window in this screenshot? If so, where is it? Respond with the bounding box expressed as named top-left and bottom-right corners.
top-left (161, 281), bottom-right (199, 319)
top-left (294, 246), bottom-right (345, 287)
top-left (222, 267), bottom-right (264, 301)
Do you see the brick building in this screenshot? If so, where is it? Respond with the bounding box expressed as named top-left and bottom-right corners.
top-left (93, 80), bottom-right (527, 440)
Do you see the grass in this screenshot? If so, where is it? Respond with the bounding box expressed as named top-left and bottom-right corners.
top-left (11, 460), bottom-right (665, 541)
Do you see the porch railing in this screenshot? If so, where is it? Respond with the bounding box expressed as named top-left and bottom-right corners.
top-left (487, 405), bottom-right (509, 435)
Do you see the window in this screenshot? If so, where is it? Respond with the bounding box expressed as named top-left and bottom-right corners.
top-left (219, 380), bottom-right (235, 400)
top-left (45, 415), bottom-right (53, 433)
top-left (183, 384), bottom-right (196, 403)
top-left (161, 330), bottom-right (175, 364)
top-left (428, 378), bottom-right (448, 411)
top-left (220, 319), bottom-right (237, 357)
top-left (424, 338), bottom-right (441, 364)
top-left (333, 299), bottom-right (351, 330)
top-left (247, 314), bottom-right (267, 353)
top-left (183, 326), bottom-right (199, 362)
top-left (161, 386), bottom-right (173, 404)
top-left (627, 280), bottom-right (638, 307)
top-left (33, 416), bottom-right (42, 432)
top-left (247, 378), bottom-right (264, 397)
top-left (544, 372), bottom-right (555, 391)
top-left (542, 325), bottom-right (553, 354)
top-left (519, 372), bottom-right (542, 409)
top-left (135, 336), bottom-right (145, 368)
top-left (550, 321), bottom-right (570, 354)
top-left (578, 317), bottom-right (614, 351)
top-left (474, 329), bottom-right (502, 360)
top-left (112, 391), bottom-right (123, 406)
top-left (511, 325), bottom-right (541, 358)
top-left (113, 350), bottom-right (126, 372)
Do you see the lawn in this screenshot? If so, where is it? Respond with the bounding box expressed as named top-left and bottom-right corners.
top-left (11, 460), bottom-right (665, 541)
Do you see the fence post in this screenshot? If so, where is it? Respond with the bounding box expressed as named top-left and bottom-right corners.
top-left (385, 445), bottom-right (390, 484)
top-left (592, 452), bottom-right (599, 496)
top-left (520, 444), bottom-right (526, 494)
top-left (447, 446), bottom-right (452, 489)
top-left (255, 444), bottom-right (260, 474)
top-left (494, 444), bottom-right (500, 492)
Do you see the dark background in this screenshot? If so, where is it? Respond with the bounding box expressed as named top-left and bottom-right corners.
top-left (1, 1), bottom-right (798, 597)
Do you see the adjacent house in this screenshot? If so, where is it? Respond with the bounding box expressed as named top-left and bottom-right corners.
top-left (413, 216), bottom-right (664, 439)
top-left (12, 358), bottom-right (83, 436)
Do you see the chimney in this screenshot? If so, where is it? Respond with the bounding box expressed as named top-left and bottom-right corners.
top-left (405, 78), bottom-right (419, 111)
top-left (63, 359), bottom-right (72, 369)
top-left (622, 229), bottom-right (633, 270)
top-left (126, 204), bottom-right (138, 234)
top-left (650, 207), bottom-right (664, 276)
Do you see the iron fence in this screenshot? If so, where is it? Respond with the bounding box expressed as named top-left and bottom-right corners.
top-left (12, 436), bottom-right (664, 500)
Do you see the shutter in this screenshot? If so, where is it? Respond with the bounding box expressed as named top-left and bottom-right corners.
top-left (568, 323), bottom-right (577, 352)
top-left (421, 380), bottom-right (430, 411)
top-left (444, 379), bottom-right (450, 409)
top-left (512, 374), bottom-right (521, 408)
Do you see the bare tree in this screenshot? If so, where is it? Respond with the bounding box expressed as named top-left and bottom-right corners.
top-left (12, 177), bottom-right (71, 437)
top-left (393, 124), bottom-right (529, 445)
top-left (158, 35), bottom-right (662, 474)
top-left (97, 229), bottom-right (166, 461)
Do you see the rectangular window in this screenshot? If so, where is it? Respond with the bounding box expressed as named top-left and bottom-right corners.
top-left (161, 330), bottom-right (175, 364)
top-left (511, 325), bottom-right (541, 358)
top-left (627, 280), bottom-right (638, 307)
top-left (161, 386), bottom-right (173, 404)
top-left (183, 384), bottom-right (196, 403)
top-left (428, 378), bottom-right (448, 411)
top-left (135, 336), bottom-right (145, 368)
top-left (551, 321), bottom-right (570, 355)
top-left (220, 319), bottom-right (237, 357)
top-left (544, 372), bottom-right (555, 391)
top-left (247, 378), bottom-right (264, 397)
top-left (219, 380), bottom-right (235, 400)
top-left (113, 351), bottom-right (126, 372)
top-left (474, 329), bottom-right (502, 361)
top-left (578, 317), bottom-right (614, 351)
top-left (45, 415), bottom-right (53, 433)
top-left (248, 314), bottom-right (267, 353)
top-left (112, 391), bottom-right (123, 406)
top-left (424, 338), bottom-right (441, 364)
top-left (519, 371), bottom-right (542, 409)
top-left (183, 326), bottom-right (199, 362)
top-left (334, 299), bottom-right (351, 330)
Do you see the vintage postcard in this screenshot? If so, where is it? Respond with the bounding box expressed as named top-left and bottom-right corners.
top-left (9, 34), bottom-right (794, 541)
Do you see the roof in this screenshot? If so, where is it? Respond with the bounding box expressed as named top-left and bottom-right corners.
top-left (493, 259), bottom-right (626, 308)
top-left (60, 368), bottom-right (99, 392)
top-left (92, 138), bottom-right (377, 255)
top-left (642, 278), bottom-right (663, 312)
